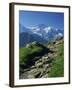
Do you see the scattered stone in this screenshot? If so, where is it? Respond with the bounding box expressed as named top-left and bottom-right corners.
top-left (24, 68), bottom-right (30, 72)
top-left (27, 74), bottom-right (35, 78)
top-left (35, 72), bottom-right (41, 78)
top-left (44, 56), bottom-right (48, 59)
top-left (30, 65), bottom-right (36, 69)
top-left (26, 44), bottom-right (30, 48)
top-left (33, 56), bottom-right (40, 61)
top-left (41, 74), bottom-right (48, 78)
top-left (35, 59), bottom-right (42, 64)
top-left (43, 64), bottom-right (49, 69)
top-left (35, 62), bottom-right (43, 68)
top-left (48, 53), bottom-right (53, 58)
top-left (42, 56), bottom-right (45, 59)
top-left (28, 68), bottom-right (38, 74)
top-left (32, 41), bottom-right (37, 45)
top-left (20, 72), bottom-right (28, 79)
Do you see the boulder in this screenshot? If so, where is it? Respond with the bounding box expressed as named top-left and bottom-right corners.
top-left (27, 74), bottom-right (35, 78)
top-left (43, 64), bottom-right (49, 69)
top-left (35, 62), bottom-right (43, 68)
top-left (35, 72), bottom-right (41, 78)
top-left (26, 44), bottom-right (30, 48)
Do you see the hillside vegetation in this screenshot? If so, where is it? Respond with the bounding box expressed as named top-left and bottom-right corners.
top-left (48, 42), bottom-right (64, 77)
top-left (20, 42), bottom-right (49, 66)
top-left (19, 39), bottom-right (64, 79)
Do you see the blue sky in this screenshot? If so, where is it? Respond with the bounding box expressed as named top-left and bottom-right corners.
top-left (19, 10), bottom-right (64, 30)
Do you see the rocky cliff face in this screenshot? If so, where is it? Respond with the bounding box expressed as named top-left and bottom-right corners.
top-left (19, 39), bottom-right (64, 79)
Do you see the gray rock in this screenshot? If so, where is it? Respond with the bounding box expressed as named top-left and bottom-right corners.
top-left (32, 41), bottom-right (37, 45)
top-left (44, 56), bottom-right (48, 59)
top-left (35, 62), bottom-right (43, 68)
top-left (28, 68), bottom-right (38, 74)
top-left (43, 64), bottom-right (49, 69)
top-left (48, 53), bottom-right (53, 58)
top-left (41, 74), bottom-right (48, 78)
top-left (33, 56), bottom-right (40, 61)
top-left (35, 72), bottom-right (41, 78)
top-left (35, 59), bottom-right (42, 64)
top-left (30, 65), bottom-right (36, 69)
top-left (26, 44), bottom-right (30, 48)
top-left (27, 74), bottom-right (35, 78)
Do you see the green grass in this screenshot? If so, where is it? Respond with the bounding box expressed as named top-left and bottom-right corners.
top-left (19, 44), bottom-right (45, 65)
top-left (48, 43), bottom-right (64, 77)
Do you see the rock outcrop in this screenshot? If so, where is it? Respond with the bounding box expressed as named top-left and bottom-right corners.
top-left (20, 51), bottom-right (53, 79)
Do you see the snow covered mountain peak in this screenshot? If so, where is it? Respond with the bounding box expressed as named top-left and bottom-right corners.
top-left (20, 23), bottom-right (64, 42)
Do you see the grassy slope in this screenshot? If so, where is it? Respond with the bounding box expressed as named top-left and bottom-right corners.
top-left (48, 42), bottom-right (64, 77)
top-left (20, 41), bottom-right (64, 77)
top-left (19, 44), bottom-right (45, 65)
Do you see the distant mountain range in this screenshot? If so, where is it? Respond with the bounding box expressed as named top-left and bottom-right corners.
top-left (19, 24), bottom-right (64, 47)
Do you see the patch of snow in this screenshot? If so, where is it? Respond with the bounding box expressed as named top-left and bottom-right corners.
top-left (58, 33), bottom-right (63, 37)
top-left (33, 32), bottom-right (42, 36)
top-left (44, 26), bottom-right (52, 33)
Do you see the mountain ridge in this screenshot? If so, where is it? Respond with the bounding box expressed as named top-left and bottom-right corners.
top-left (19, 23), bottom-right (64, 47)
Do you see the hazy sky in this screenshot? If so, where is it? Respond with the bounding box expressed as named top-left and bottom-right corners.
top-left (19, 10), bottom-right (64, 30)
